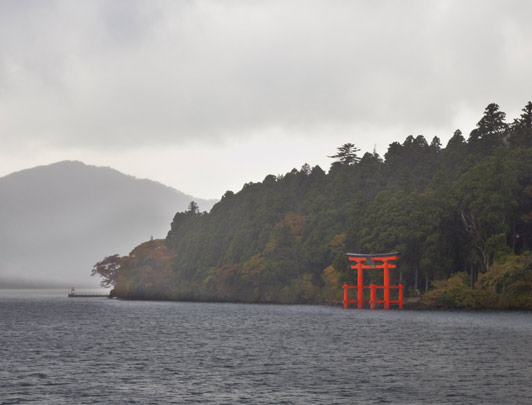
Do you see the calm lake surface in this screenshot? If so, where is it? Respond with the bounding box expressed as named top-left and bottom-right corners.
top-left (1, 290), bottom-right (531, 404)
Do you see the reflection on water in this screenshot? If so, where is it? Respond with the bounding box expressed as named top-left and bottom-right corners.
top-left (1, 291), bottom-right (531, 404)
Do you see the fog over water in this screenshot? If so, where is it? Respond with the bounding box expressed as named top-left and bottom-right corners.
top-left (1, 291), bottom-right (531, 404)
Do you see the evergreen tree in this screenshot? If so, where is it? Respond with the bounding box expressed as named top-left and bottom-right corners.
top-left (509, 101), bottom-right (532, 148)
top-left (468, 103), bottom-right (507, 155)
top-left (328, 143), bottom-right (361, 165)
top-left (476, 103), bottom-right (508, 136)
top-left (187, 201), bottom-right (200, 214)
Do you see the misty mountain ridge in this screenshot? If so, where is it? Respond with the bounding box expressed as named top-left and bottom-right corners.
top-left (0, 161), bottom-right (217, 288)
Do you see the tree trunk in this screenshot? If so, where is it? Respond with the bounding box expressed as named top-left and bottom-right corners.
top-left (459, 208), bottom-right (491, 273)
top-left (425, 274), bottom-right (429, 292)
top-left (512, 222), bottom-right (517, 253)
top-left (481, 248), bottom-right (490, 273)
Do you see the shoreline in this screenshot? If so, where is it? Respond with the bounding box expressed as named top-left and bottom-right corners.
top-left (2, 288), bottom-right (530, 311)
top-left (111, 293), bottom-right (532, 311)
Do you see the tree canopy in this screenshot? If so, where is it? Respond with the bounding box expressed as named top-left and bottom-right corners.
top-left (93, 102), bottom-right (532, 309)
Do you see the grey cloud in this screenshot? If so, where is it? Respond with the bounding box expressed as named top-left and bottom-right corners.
top-left (1, 0), bottom-right (532, 151)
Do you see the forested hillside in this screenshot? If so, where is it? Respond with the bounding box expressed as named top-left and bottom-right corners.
top-left (94, 103), bottom-right (532, 308)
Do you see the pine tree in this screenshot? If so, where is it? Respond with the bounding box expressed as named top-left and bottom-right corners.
top-left (328, 143), bottom-right (361, 165)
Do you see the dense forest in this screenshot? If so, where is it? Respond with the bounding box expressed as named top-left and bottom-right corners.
top-left (93, 102), bottom-right (532, 309)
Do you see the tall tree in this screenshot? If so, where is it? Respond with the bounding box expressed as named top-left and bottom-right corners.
top-left (187, 200), bottom-right (200, 214)
top-left (328, 143), bottom-right (361, 165)
top-left (429, 136), bottom-right (442, 154)
top-left (509, 101), bottom-right (532, 148)
top-left (456, 156), bottom-right (519, 274)
top-left (475, 103), bottom-right (508, 137)
top-left (469, 103), bottom-right (507, 154)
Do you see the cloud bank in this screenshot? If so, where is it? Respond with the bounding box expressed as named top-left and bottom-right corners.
top-left (2, 1), bottom-right (531, 148)
top-left (1, 0), bottom-right (532, 197)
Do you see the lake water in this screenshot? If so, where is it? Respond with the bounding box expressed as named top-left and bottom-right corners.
top-left (1, 290), bottom-right (531, 404)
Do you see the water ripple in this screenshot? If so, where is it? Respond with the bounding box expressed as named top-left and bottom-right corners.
top-left (1, 294), bottom-right (531, 404)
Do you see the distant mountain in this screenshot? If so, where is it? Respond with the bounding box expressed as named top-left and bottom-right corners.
top-left (0, 161), bottom-right (217, 288)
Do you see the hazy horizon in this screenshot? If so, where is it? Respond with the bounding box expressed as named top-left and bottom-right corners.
top-left (0, 160), bottom-right (217, 289)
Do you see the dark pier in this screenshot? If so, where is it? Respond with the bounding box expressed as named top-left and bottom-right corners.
top-left (68, 288), bottom-right (109, 298)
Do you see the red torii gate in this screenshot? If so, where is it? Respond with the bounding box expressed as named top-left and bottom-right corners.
top-left (343, 252), bottom-right (403, 309)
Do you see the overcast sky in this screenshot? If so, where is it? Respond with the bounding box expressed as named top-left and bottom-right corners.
top-left (1, 0), bottom-right (532, 199)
